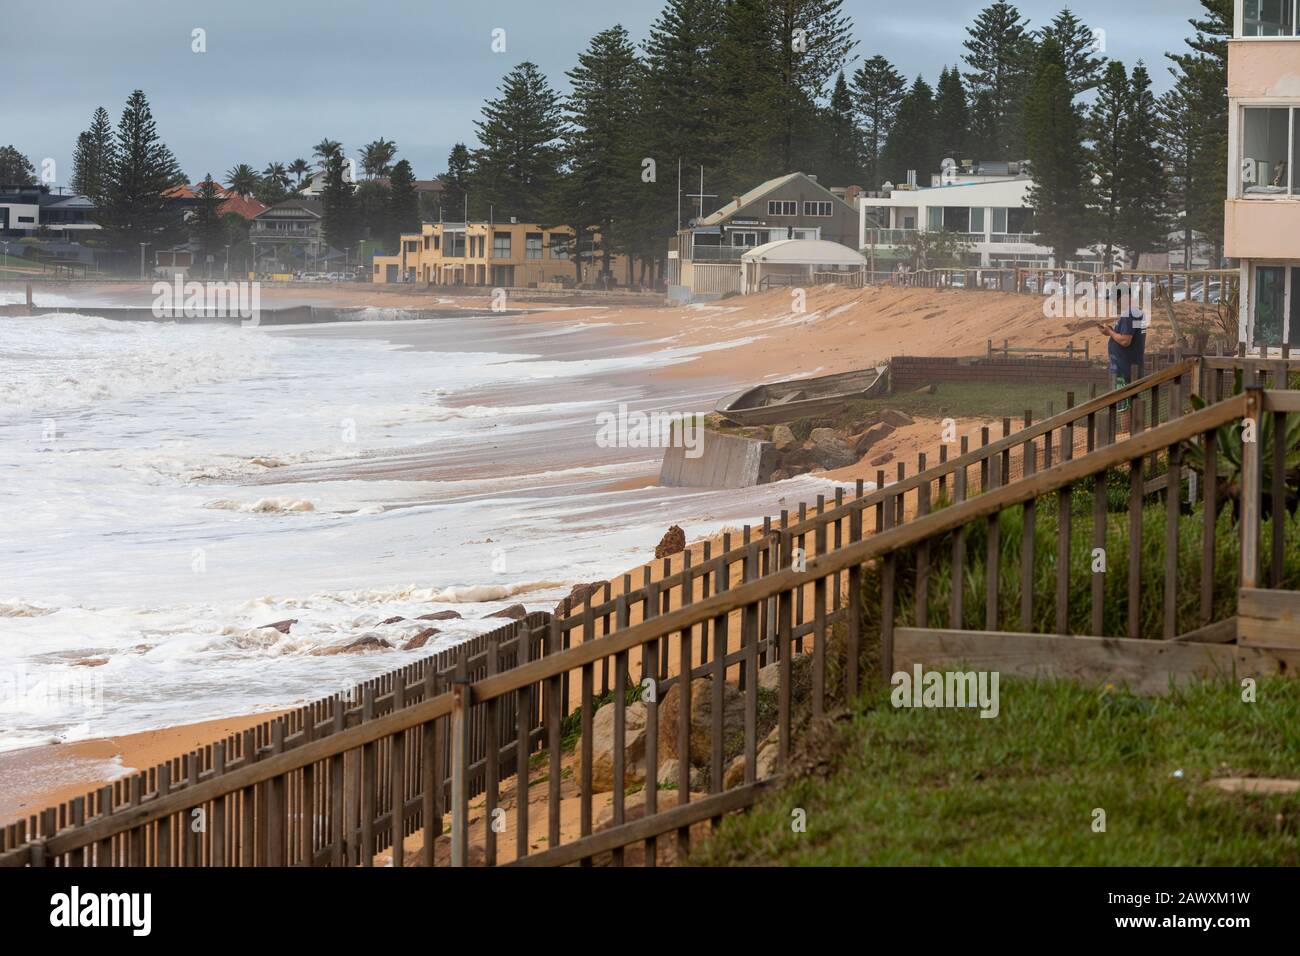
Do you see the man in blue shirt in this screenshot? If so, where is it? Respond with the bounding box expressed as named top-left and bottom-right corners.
top-left (1100, 284), bottom-right (1147, 411)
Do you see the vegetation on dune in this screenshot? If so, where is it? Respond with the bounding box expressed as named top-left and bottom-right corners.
top-left (695, 676), bottom-right (1300, 866)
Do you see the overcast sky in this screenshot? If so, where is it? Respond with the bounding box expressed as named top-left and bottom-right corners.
top-left (6, 0), bottom-right (1202, 190)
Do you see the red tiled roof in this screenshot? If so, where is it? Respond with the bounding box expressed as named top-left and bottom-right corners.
top-left (219, 193), bottom-right (267, 219)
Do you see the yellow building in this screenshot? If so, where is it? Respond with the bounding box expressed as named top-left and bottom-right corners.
top-left (370, 222), bottom-right (627, 288)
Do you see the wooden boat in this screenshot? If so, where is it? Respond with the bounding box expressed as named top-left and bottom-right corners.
top-left (714, 364), bottom-right (890, 426)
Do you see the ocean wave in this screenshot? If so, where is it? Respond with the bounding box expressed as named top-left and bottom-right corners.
top-left (205, 497), bottom-right (317, 513)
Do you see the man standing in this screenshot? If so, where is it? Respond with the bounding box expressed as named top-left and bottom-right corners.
top-left (1099, 283), bottom-right (1147, 412)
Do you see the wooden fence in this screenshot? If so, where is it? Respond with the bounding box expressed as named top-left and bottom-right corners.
top-left (5, 357), bottom-right (1297, 867)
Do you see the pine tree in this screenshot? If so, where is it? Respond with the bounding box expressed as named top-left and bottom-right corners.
top-left (1157, 83), bottom-right (1198, 267)
top-left (880, 76), bottom-right (936, 188)
top-left (934, 67), bottom-right (970, 165)
top-left (638, 0), bottom-right (725, 266)
top-left (386, 158), bottom-right (420, 251)
top-left (772, 0), bottom-right (855, 174)
top-left (962, 2), bottom-right (1034, 159)
top-left (967, 90), bottom-right (999, 161)
top-left (72, 107), bottom-right (115, 200)
top-left (1117, 64), bottom-right (1167, 268)
top-left (1088, 61), bottom-right (1129, 269)
top-left (1023, 38), bottom-right (1091, 267)
top-left (440, 144), bottom-right (473, 221)
top-left (1039, 7), bottom-right (1106, 96)
top-left (0, 146), bottom-right (36, 185)
top-left (191, 174), bottom-right (225, 276)
top-left (821, 71), bottom-right (862, 185)
top-left (1166, 0), bottom-right (1230, 259)
top-left (850, 55), bottom-right (906, 190)
top-left (564, 25), bottom-right (642, 280)
top-left (320, 148), bottom-right (359, 253)
top-left (471, 62), bottom-right (565, 223)
top-left (99, 90), bottom-right (184, 254)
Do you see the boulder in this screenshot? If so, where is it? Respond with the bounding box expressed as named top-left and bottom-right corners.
top-left (577, 700), bottom-right (648, 793)
top-left (723, 727), bottom-right (783, 788)
top-left (654, 525), bottom-right (686, 559)
top-left (657, 676), bottom-right (745, 768)
top-left (807, 430), bottom-right (857, 470)
top-left (870, 452), bottom-right (895, 467)
top-left (771, 424), bottom-right (797, 450)
top-left (313, 634), bottom-right (393, 656)
top-left (554, 582), bottom-right (606, 618)
top-left (402, 627), bottom-right (439, 651)
top-left (416, 610), bottom-right (462, 621)
top-left (880, 409), bottom-right (915, 428)
top-left (852, 423), bottom-right (894, 457)
top-left (379, 616), bottom-right (405, 625)
top-left (485, 604), bottom-right (527, 620)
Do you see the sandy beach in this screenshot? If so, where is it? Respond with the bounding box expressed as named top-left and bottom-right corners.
top-left (0, 279), bottom-right (1137, 822)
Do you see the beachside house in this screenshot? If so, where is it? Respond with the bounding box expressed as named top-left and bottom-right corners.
top-left (668, 171), bottom-right (859, 300)
top-left (1, 185), bottom-right (101, 239)
top-left (1225, 0), bottom-right (1300, 352)
top-left (249, 198), bottom-right (327, 274)
top-left (370, 221), bottom-right (627, 288)
top-left (859, 162), bottom-right (1102, 271)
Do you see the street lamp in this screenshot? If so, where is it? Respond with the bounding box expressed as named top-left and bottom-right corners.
top-left (139, 242), bottom-right (149, 280)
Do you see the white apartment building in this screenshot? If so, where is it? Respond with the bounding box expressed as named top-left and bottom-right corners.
top-left (859, 162), bottom-right (1101, 270)
top-left (1225, 0), bottom-right (1300, 352)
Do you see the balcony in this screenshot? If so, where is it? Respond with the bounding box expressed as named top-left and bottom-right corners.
top-left (864, 228), bottom-right (917, 245)
top-left (689, 245), bottom-right (748, 262)
top-left (1225, 197), bottom-right (1300, 259)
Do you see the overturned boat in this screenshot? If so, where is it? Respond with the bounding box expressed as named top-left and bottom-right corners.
top-left (714, 364), bottom-right (890, 426)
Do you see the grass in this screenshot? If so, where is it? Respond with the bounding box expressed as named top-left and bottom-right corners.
top-left (695, 676), bottom-right (1300, 866)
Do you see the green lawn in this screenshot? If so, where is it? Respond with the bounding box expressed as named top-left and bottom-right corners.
top-left (695, 677), bottom-right (1300, 866)
top-left (857, 380), bottom-right (1096, 422)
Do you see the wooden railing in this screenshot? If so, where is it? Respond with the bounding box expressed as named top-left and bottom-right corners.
top-left (5, 359), bottom-right (1293, 867)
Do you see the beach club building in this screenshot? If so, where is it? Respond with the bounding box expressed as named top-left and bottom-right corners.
top-left (668, 171), bottom-right (859, 299)
top-left (370, 221), bottom-right (627, 288)
top-left (859, 162), bottom-right (1101, 270)
top-left (1225, 0), bottom-right (1300, 352)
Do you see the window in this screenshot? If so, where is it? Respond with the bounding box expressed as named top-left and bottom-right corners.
top-left (404, 240), bottom-right (419, 253)
top-left (927, 207), bottom-right (943, 230)
top-left (731, 231), bottom-right (759, 247)
top-left (970, 208), bottom-right (985, 234)
top-left (803, 201), bottom-right (833, 217)
top-left (550, 235), bottom-right (568, 259)
top-left (1241, 107), bottom-right (1296, 195)
top-left (525, 232), bottom-right (543, 259)
top-left (1255, 265), bottom-right (1287, 347)
top-left (1243, 0), bottom-right (1298, 36)
top-left (992, 208), bottom-right (1009, 233)
top-left (434, 235), bottom-right (440, 250)
top-left (445, 231), bottom-right (465, 258)
top-left (424, 236), bottom-right (430, 250)
top-left (493, 231), bottom-right (511, 258)
top-left (767, 200), bottom-right (797, 216)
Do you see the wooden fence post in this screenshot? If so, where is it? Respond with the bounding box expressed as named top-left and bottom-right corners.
top-left (1240, 387), bottom-right (1263, 591)
top-left (449, 680), bottom-right (471, 867)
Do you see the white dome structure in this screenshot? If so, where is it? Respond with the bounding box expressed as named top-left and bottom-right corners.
top-left (738, 239), bottom-right (867, 294)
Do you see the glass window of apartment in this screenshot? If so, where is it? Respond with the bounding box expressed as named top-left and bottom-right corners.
top-left (1006, 208), bottom-right (1035, 234)
top-left (445, 231), bottom-right (465, 257)
top-left (970, 208), bottom-right (985, 234)
top-left (941, 207), bottom-right (972, 232)
top-left (767, 200), bottom-right (797, 216)
top-left (1255, 265), bottom-right (1287, 347)
top-left (731, 231), bottom-right (759, 247)
top-left (492, 232), bottom-right (512, 258)
top-left (1243, 0), bottom-right (1298, 36)
top-left (525, 232), bottom-right (543, 259)
top-left (549, 235), bottom-right (568, 259)
top-left (926, 208), bottom-right (943, 230)
top-left (1242, 107), bottom-right (1294, 194)
top-left (803, 201), bottom-right (833, 217)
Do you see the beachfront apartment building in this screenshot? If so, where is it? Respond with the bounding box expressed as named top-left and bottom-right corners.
top-left (859, 162), bottom-right (1102, 271)
top-left (370, 221), bottom-right (626, 288)
top-left (1225, 0), bottom-right (1300, 352)
top-left (1, 185), bottom-right (101, 240)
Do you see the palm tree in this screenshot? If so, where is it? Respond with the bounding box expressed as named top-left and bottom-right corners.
top-left (313, 139), bottom-right (342, 169)
top-left (360, 138), bottom-right (398, 179)
top-left (225, 163), bottom-right (260, 198)
top-left (262, 162), bottom-right (290, 189)
top-left (288, 158), bottom-right (310, 185)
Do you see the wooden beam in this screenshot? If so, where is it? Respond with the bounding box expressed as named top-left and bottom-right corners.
top-left (895, 627), bottom-right (1300, 696)
top-left (1238, 589), bottom-right (1300, 648)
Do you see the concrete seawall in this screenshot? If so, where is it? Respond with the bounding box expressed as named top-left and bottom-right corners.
top-left (660, 431), bottom-right (778, 489)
